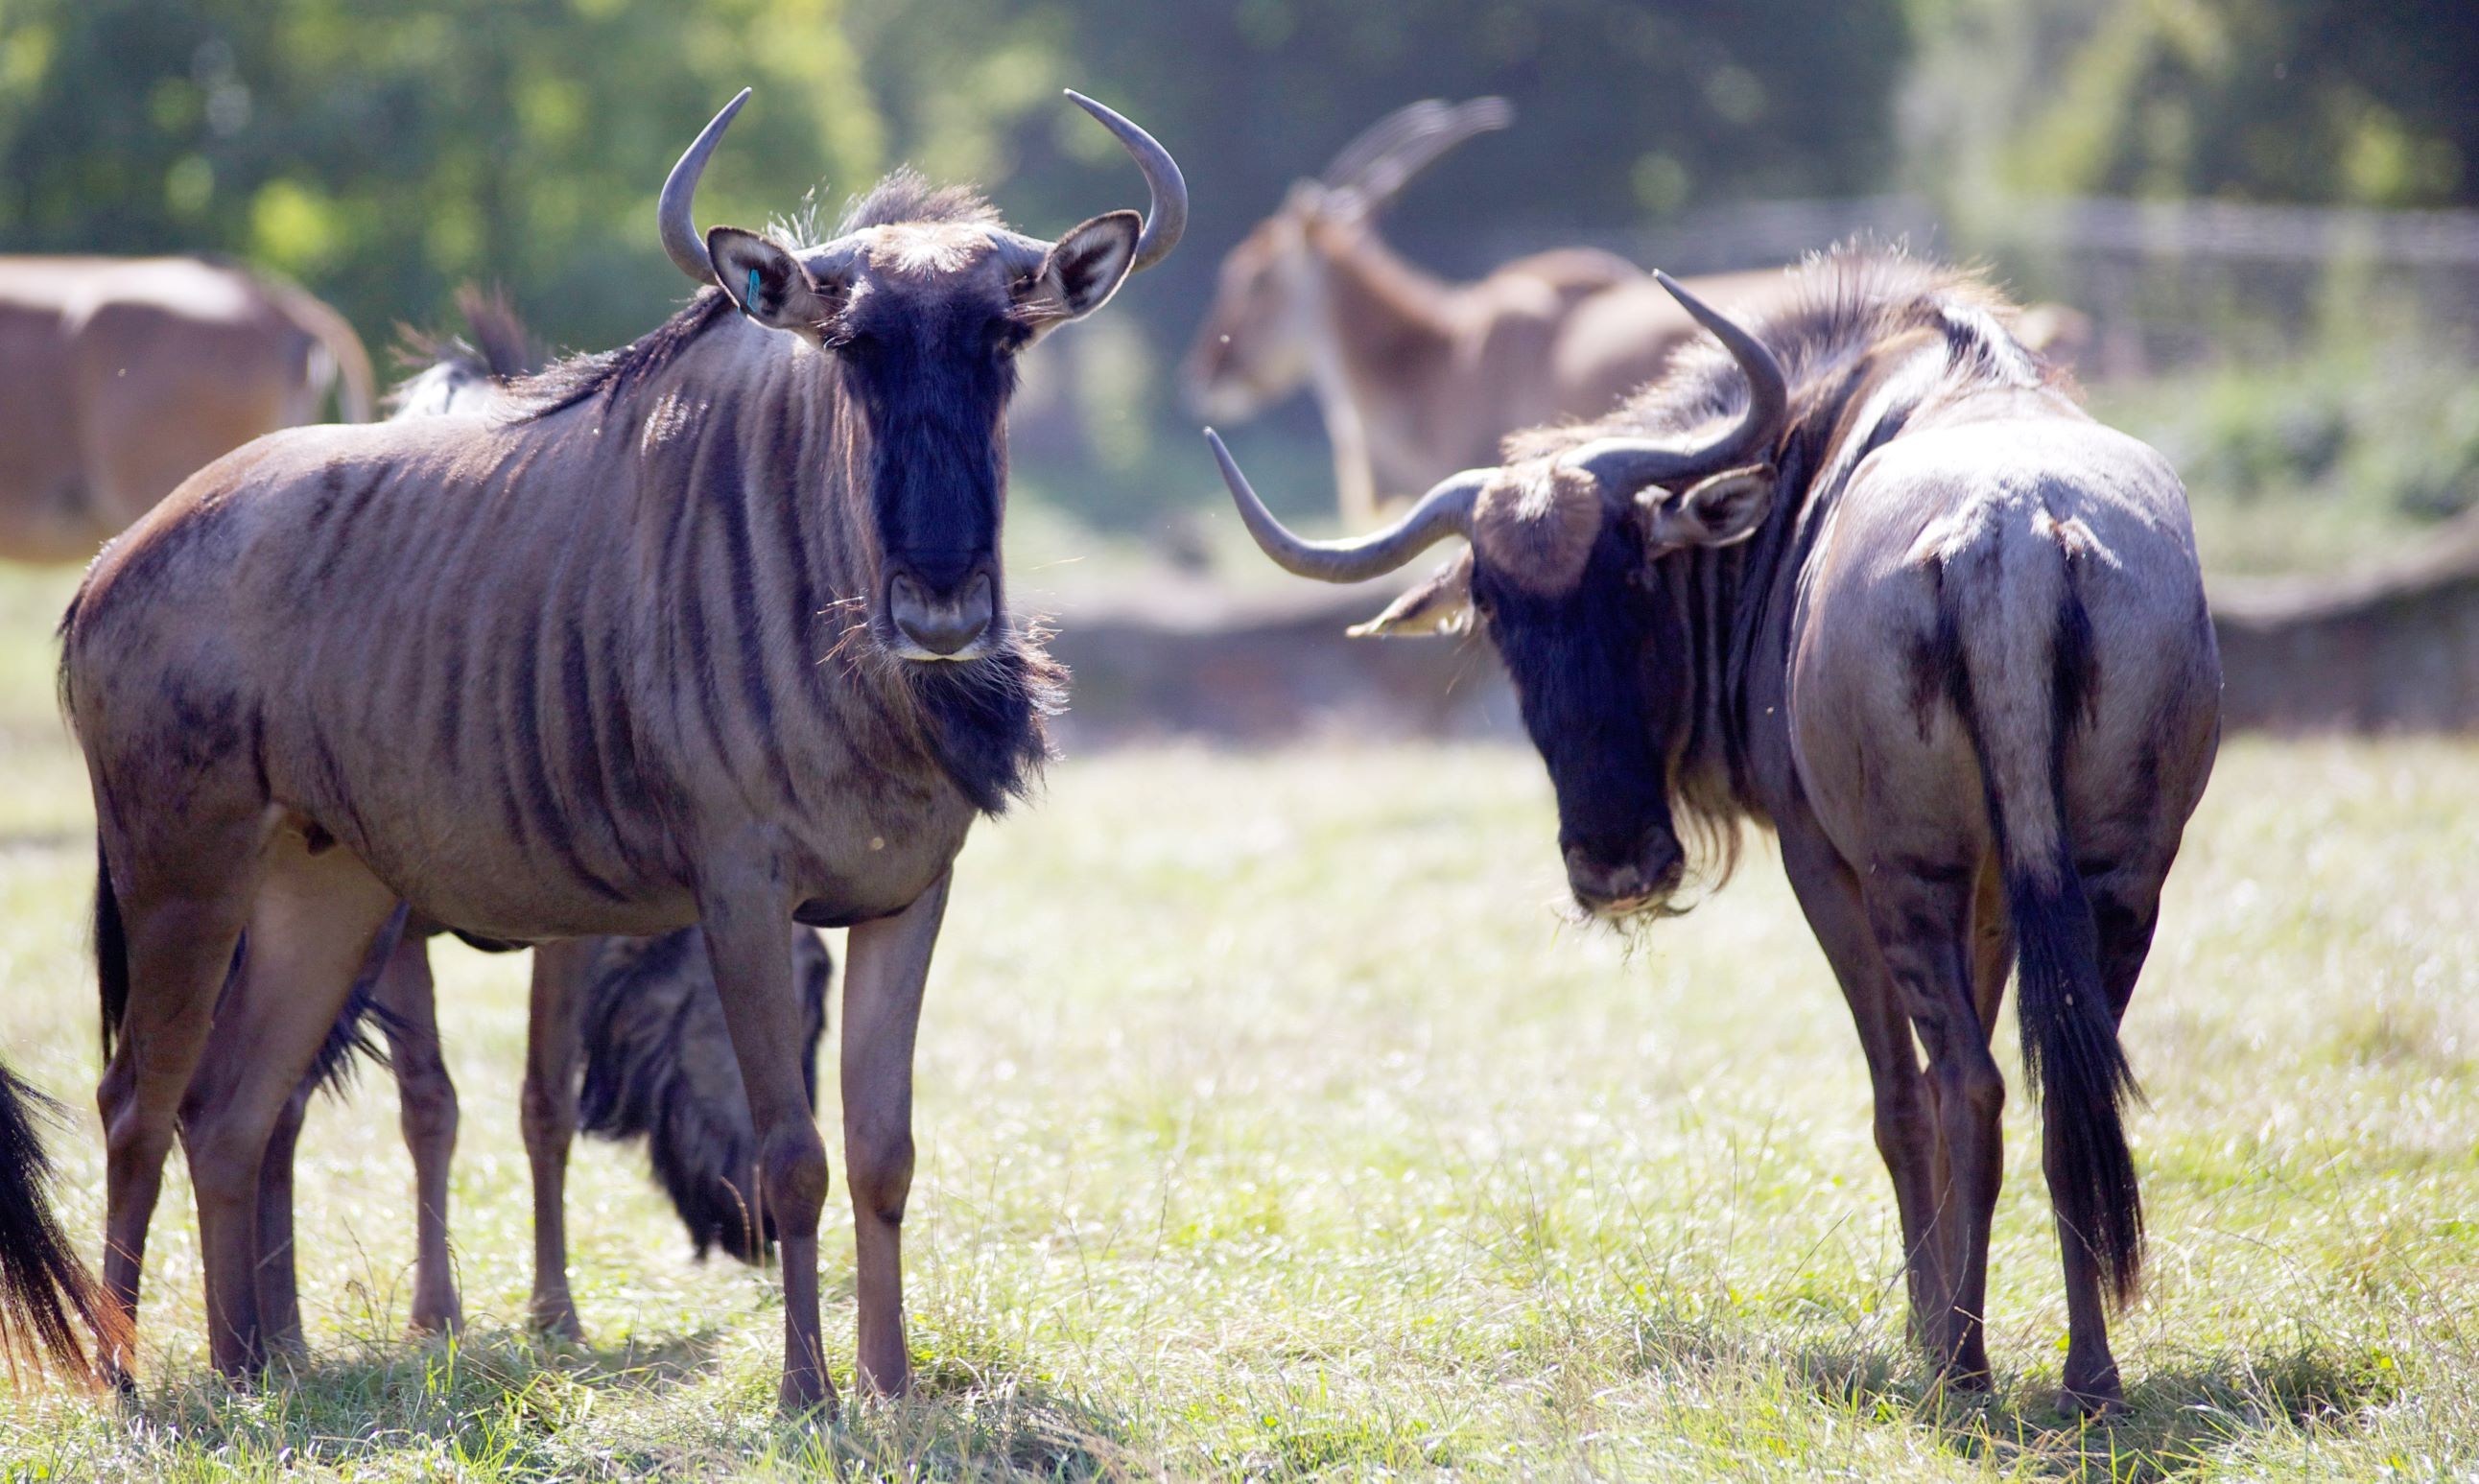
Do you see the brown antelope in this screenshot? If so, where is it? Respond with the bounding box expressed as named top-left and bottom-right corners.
top-left (1181, 99), bottom-right (1793, 528)
top-left (13, 87), bottom-right (1184, 1413)
top-left (1207, 248), bottom-right (2221, 1413)
top-left (0, 256), bottom-right (372, 562)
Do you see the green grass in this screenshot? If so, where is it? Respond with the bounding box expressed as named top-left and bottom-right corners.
top-left (0, 555), bottom-right (2475, 1479)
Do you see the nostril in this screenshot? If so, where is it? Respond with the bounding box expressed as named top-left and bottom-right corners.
top-left (888, 571), bottom-right (995, 657)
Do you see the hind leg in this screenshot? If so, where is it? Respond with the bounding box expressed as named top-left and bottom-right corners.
top-left (373, 932), bottom-right (462, 1334)
top-left (96, 820), bottom-right (275, 1386)
top-left (522, 940), bottom-right (590, 1339)
top-left (1866, 866), bottom-right (2004, 1389)
top-left (178, 836), bottom-right (400, 1378)
top-left (251, 1078), bottom-right (316, 1355)
top-left (1779, 815), bottom-right (1945, 1346)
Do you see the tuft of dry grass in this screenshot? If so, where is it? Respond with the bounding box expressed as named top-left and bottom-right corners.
top-left (0, 553), bottom-right (2473, 1479)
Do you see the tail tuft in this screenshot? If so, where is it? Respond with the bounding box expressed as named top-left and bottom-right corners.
top-left (0, 1061), bottom-right (120, 1379)
top-left (578, 929), bottom-right (832, 1262)
top-left (2009, 865), bottom-right (2145, 1306)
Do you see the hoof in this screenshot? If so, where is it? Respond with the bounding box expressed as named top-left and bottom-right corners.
top-left (779, 1371), bottom-right (841, 1422)
top-left (1932, 1355), bottom-right (1994, 1397)
top-left (2061, 1379), bottom-right (2128, 1420)
top-left (529, 1297), bottom-right (583, 1343)
top-left (411, 1306), bottom-right (464, 1337)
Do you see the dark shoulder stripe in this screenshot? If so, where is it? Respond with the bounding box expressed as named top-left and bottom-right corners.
top-left (707, 423), bottom-right (803, 810)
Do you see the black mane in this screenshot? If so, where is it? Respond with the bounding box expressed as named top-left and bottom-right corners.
top-left (838, 168), bottom-right (1000, 232)
top-left (1511, 245), bottom-right (2047, 459)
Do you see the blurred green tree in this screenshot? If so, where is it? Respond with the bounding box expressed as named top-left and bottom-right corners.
top-left (2, 0), bottom-right (1913, 357)
top-left (1907, 0), bottom-right (2477, 210)
top-left (0, 0), bottom-right (877, 352)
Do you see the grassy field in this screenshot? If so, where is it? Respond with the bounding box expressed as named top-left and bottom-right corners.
top-left (0, 556), bottom-right (2474, 1482)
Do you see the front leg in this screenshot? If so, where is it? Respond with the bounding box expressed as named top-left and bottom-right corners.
top-left (842, 875), bottom-right (950, 1398)
top-left (700, 883), bottom-right (837, 1416)
top-left (521, 940), bottom-right (590, 1339)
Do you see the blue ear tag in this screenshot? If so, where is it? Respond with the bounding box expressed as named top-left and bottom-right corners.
top-left (743, 266), bottom-right (760, 318)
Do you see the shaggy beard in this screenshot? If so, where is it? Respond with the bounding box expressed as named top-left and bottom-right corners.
top-left (900, 624), bottom-right (1067, 817)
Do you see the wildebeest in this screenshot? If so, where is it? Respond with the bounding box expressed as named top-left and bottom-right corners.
top-left (0, 255), bottom-right (372, 562)
top-left (196, 306), bottom-right (837, 1346)
top-left (11, 86), bottom-right (1182, 1411)
top-left (1181, 99), bottom-right (1793, 527)
top-left (1206, 248), bottom-right (2221, 1412)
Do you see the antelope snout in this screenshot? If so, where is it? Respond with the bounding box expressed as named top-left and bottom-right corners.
top-left (888, 570), bottom-right (995, 660)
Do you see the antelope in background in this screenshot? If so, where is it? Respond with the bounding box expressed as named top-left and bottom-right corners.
top-left (7, 86), bottom-right (1185, 1414)
top-left (1182, 98), bottom-right (1796, 529)
top-left (0, 255), bottom-right (372, 562)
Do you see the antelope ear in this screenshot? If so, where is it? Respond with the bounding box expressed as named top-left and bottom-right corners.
top-left (707, 227), bottom-right (836, 333)
top-left (1348, 552), bottom-right (1475, 639)
top-left (1020, 210), bottom-right (1141, 325)
top-left (1637, 463), bottom-right (1776, 554)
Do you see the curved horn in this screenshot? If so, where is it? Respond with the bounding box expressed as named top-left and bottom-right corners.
top-left (1320, 98), bottom-right (1512, 197)
top-left (1338, 98), bottom-right (1514, 210)
top-left (1207, 430), bottom-right (1483, 584)
top-left (1321, 100), bottom-right (1452, 189)
top-left (1565, 271), bottom-right (1789, 494)
top-left (1063, 90), bottom-right (1186, 272)
top-left (659, 88), bottom-right (752, 285)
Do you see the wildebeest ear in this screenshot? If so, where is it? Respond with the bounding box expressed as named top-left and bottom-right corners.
top-left (1637, 463), bottom-right (1776, 554)
top-left (707, 227), bottom-right (835, 333)
top-left (1021, 210), bottom-right (1142, 324)
top-left (1348, 551), bottom-right (1475, 639)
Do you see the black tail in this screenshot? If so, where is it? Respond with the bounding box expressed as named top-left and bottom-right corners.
top-left (94, 835), bottom-right (127, 1068)
top-left (577, 929), bottom-right (833, 1263)
top-left (1948, 540), bottom-right (2145, 1307)
top-left (2009, 862), bottom-right (2144, 1305)
top-left (0, 1061), bottom-right (115, 1377)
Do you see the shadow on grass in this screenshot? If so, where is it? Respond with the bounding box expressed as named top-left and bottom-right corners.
top-left (61, 1323), bottom-right (1153, 1480)
top-left (106, 1323), bottom-right (734, 1476)
top-left (801, 1356), bottom-right (1149, 1483)
top-left (1803, 1340), bottom-right (2396, 1482)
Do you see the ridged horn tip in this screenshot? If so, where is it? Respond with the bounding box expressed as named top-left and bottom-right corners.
top-left (658, 88), bottom-right (753, 286)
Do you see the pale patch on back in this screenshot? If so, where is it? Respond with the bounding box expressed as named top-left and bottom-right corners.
top-left (641, 390), bottom-right (696, 455)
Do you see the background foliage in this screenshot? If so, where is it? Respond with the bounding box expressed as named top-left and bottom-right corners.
top-left (1, 0), bottom-right (2473, 547)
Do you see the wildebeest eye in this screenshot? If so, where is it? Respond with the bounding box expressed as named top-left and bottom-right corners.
top-left (989, 318), bottom-right (1033, 356)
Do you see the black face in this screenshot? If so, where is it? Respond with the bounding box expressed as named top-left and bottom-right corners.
top-left (833, 278), bottom-right (1034, 662)
top-left (1474, 516), bottom-right (1691, 917)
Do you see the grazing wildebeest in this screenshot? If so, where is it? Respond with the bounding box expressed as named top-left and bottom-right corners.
top-left (1181, 98), bottom-right (1794, 528)
top-left (0, 255), bottom-right (372, 562)
top-left (1206, 248), bottom-right (2221, 1413)
top-left (187, 299), bottom-right (838, 1347)
top-left (18, 86), bottom-right (1181, 1411)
